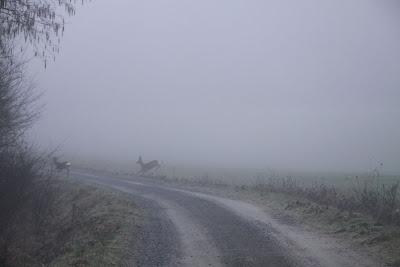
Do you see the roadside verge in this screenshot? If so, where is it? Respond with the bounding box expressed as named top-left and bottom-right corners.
top-left (1, 177), bottom-right (142, 267)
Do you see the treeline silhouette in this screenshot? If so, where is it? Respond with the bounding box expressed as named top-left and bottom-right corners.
top-left (0, 1), bottom-right (84, 264)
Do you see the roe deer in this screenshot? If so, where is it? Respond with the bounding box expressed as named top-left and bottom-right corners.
top-left (53, 157), bottom-right (71, 177)
top-left (136, 156), bottom-right (160, 175)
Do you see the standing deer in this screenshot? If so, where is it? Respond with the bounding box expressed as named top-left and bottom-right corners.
top-left (136, 156), bottom-right (160, 175)
top-left (53, 157), bottom-right (71, 177)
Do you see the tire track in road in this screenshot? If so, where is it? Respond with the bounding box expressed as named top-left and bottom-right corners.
top-left (73, 171), bottom-right (376, 267)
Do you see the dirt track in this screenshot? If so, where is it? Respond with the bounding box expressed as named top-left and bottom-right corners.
top-left (73, 171), bottom-right (380, 267)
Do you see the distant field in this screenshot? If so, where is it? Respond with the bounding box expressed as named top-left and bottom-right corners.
top-left (72, 157), bottom-right (400, 189)
top-left (158, 165), bottom-right (400, 189)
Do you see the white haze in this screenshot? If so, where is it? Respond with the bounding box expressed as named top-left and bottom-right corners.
top-left (29, 0), bottom-right (400, 174)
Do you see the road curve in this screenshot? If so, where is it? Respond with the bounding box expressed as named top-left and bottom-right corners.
top-left (72, 171), bottom-right (375, 267)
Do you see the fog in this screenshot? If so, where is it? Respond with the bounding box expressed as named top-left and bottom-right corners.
top-left (29, 0), bottom-right (400, 173)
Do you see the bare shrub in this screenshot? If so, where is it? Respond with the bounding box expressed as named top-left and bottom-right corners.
top-left (30, 170), bottom-right (59, 232)
top-left (0, 44), bottom-right (38, 149)
top-left (0, 40), bottom-right (48, 264)
top-left (252, 173), bottom-right (400, 225)
top-left (0, 144), bottom-right (46, 263)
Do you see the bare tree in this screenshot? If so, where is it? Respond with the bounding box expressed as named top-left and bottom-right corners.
top-left (0, 0), bottom-right (86, 64)
top-left (0, 1), bottom-right (86, 263)
top-left (0, 43), bottom-right (38, 149)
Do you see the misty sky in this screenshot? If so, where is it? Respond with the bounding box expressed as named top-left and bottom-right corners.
top-left (29, 0), bottom-right (400, 173)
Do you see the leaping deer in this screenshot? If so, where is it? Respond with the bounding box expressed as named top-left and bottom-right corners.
top-left (136, 156), bottom-right (160, 175)
top-left (53, 157), bottom-right (71, 177)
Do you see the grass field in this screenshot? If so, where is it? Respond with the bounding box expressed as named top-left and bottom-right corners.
top-left (154, 163), bottom-right (400, 191)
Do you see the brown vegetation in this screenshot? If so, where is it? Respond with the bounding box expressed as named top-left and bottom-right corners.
top-left (251, 175), bottom-right (400, 226)
top-left (0, 178), bottom-right (142, 267)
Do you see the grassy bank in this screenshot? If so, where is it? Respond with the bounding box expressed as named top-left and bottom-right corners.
top-left (0, 177), bottom-right (142, 267)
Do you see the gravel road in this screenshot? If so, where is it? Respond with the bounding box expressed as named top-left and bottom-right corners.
top-left (73, 171), bottom-right (379, 267)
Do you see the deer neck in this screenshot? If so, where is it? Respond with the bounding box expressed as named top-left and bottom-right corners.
top-left (138, 160), bottom-right (145, 168)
